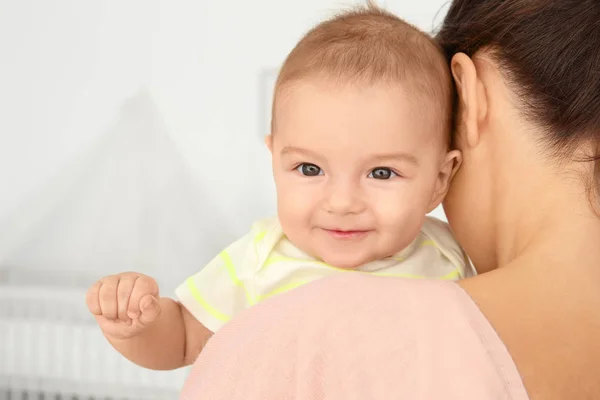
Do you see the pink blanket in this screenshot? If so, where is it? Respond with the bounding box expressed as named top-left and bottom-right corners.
top-left (181, 275), bottom-right (528, 399)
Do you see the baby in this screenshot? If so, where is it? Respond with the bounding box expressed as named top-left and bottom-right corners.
top-left (86, 5), bottom-right (471, 370)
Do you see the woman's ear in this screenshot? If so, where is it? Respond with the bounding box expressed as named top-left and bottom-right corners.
top-left (427, 150), bottom-right (463, 213)
top-left (451, 53), bottom-right (486, 149)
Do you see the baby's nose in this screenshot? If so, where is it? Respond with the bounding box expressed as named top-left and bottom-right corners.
top-left (323, 183), bottom-right (365, 215)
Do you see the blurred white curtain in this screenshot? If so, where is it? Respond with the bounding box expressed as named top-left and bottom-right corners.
top-left (0, 89), bottom-right (233, 291)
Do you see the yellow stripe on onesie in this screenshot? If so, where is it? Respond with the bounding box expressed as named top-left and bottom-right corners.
top-left (175, 216), bottom-right (474, 333)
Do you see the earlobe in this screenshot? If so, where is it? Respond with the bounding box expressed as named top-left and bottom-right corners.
top-left (451, 53), bottom-right (482, 149)
top-left (447, 149), bottom-right (463, 181)
top-left (265, 134), bottom-right (273, 153)
top-left (427, 150), bottom-right (463, 213)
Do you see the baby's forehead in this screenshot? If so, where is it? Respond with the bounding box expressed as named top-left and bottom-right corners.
top-left (276, 124), bottom-right (446, 168)
top-left (274, 80), bottom-right (450, 151)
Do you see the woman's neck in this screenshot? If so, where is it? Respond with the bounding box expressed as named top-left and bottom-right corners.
top-left (464, 168), bottom-right (600, 399)
top-left (494, 159), bottom-right (600, 273)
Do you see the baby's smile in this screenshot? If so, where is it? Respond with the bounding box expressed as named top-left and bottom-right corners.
top-left (320, 227), bottom-right (373, 241)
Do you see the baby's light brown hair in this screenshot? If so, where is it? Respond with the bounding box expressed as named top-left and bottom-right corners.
top-left (271, 2), bottom-right (453, 144)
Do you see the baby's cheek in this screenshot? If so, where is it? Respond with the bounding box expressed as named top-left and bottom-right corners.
top-left (372, 191), bottom-right (414, 218)
top-left (374, 198), bottom-right (424, 236)
top-left (278, 190), bottom-right (313, 224)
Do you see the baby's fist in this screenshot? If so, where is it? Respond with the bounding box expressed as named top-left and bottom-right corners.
top-left (86, 272), bottom-right (161, 339)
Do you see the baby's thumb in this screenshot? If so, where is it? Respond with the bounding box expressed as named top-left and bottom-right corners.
top-left (138, 294), bottom-right (161, 325)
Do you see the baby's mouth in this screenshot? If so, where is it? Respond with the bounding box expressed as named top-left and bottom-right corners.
top-left (321, 228), bottom-right (371, 240)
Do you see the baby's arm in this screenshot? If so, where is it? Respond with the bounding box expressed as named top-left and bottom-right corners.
top-left (87, 223), bottom-right (269, 369)
top-left (86, 273), bottom-right (212, 370)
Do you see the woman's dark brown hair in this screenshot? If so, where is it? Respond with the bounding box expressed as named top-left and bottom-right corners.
top-left (436, 0), bottom-right (600, 200)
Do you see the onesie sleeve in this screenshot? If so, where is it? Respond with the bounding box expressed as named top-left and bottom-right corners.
top-left (175, 223), bottom-right (266, 333)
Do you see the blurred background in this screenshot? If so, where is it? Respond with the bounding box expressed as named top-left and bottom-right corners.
top-left (0, 0), bottom-right (451, 398)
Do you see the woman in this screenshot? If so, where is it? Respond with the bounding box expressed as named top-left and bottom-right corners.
top-left (181, 0), bottom-right (600, 398)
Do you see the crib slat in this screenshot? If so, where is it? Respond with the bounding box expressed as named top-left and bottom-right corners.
top-left (0, 285), bottom-right (186, 400)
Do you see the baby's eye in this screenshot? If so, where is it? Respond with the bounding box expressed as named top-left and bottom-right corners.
top-left (296, 163), bottom-right (323, 176)
top-left (368, 167), bottom-right (397, 180)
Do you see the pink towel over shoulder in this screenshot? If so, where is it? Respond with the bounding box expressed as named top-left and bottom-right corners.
top-left (181, 275), bottom-right (529, 400)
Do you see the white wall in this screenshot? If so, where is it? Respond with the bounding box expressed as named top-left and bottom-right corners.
top-left (0, 0), bottom-right (450, 283)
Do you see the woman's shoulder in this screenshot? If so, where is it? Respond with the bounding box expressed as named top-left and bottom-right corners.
top-left (186, 275), bottom-right (529, 400)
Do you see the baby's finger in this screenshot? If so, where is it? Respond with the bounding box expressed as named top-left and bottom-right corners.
top-left (128, 276), bottom-right (159, 319)
top-left (138, 294), bottom-right (161, 325)
top-left (98, 277), bottom-right (118, 320)
top-left (117, 275), bottom-right (138, 322)
top-left (86, 281), bottom-right (103, 315)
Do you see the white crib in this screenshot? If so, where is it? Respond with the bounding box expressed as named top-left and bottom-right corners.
top-left (0, 285), bottom-right (189, 400)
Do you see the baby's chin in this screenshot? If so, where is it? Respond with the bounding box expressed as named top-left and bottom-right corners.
top-left (318, 252), bottom-right (375, 270)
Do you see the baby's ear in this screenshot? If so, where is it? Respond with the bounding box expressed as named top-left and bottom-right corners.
top-left (265, 134), bottom-right (273, 153)
top-left (427, 150), bottom-right (462, 213)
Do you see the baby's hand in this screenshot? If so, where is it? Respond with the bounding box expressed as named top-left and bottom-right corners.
top-left (86, 272), bottom-right (161, 340)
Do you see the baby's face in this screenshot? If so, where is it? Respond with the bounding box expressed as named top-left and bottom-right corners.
top-left (269, 79), bottom-right (454, 269)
